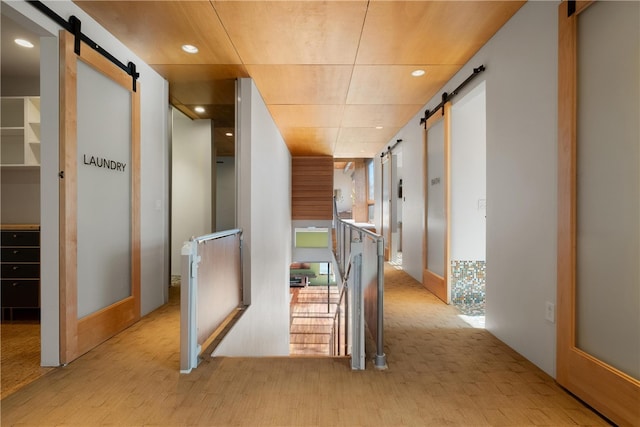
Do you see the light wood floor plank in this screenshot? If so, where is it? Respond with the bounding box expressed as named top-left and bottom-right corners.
top-left (1, 266), bottom-right (612, 426)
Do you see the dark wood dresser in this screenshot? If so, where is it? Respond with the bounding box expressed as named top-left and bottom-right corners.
top-left (1, 224), bottom-right (40, 321)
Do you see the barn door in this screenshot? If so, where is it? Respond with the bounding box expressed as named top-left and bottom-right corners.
top-left (59, 31), bottom-right (140, 364)
top-left (557, 2), bottom-right (639, 425)
top-left (423, 103), bottom-right (451, 303)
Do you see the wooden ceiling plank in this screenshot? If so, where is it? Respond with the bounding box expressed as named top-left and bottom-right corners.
top-left (75, 1), bottom-right (242, 65)
top-left (212, 0), bottom-right (368, 65)
top-left (346, 65), bottom-right (462, 105)
top-left (247, 65), bottom-right (353, 105)
top-left (357, 1), bottom-right (525, 65)
top-left (75, 0), bottom-right (524, 158)
top-left (268, 105), bottom-right (345, 129)
top-left (342, 104), bottom-right (423, 128)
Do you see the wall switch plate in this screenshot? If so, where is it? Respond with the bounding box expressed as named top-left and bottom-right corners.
top-left (478, 199), bottom-right (487, 210)
top-left (545, 301), bottom-right (555, 323)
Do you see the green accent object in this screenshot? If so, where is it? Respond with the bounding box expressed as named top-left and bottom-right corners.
top-left (295, 230), bottom-right (328, 248)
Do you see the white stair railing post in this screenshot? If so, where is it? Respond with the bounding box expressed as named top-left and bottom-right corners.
top-left (180, 239), bottom-right (201, 373)
top-left (350, 243), bottom-right (365, 370)
top-left (374, 237), bottom-right (387, 369)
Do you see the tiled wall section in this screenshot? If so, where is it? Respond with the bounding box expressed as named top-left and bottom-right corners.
top-left (451, 260), bottom-right (486, 315)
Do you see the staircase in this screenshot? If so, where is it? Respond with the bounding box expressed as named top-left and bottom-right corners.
top-left (289, 286), bottom-right (340, 356)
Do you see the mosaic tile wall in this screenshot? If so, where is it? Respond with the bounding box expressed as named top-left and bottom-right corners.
top-left (451, 260), bottom-right (486, 316)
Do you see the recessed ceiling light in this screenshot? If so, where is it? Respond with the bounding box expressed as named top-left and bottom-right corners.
top-left (225, 132), bottom-right (233, 137)
top-left (15, 38), bottom-right (34, 48)
top-left (375, 126), bottom-right (384, 130)
top-left (194, 106), bottom-right (205, 113)
top-left (411, 69), bottom-right (426, 77)
top-left (181, 44), bottom-right (199, 54)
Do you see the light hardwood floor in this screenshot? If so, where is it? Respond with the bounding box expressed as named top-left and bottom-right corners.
top-left (290, 286), bottom-right (340, 356)
top-left (1, 320), bottom-right (53, 399)
top-left (1, 266), bottom-right (611, 426)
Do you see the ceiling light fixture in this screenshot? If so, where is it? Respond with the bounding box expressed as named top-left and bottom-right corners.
top-left (411, 69), bottom-right (426, 77)
top-left (225, 132), bottom-right (233, 137)
top-left (15, 38), bottom-right (34, 48)
top-left (375, 126), bottom-right (384, 130)
top-left (194, 106), bottom-right (205, 113)
top-left (181, 44), bottom-right (199, 54)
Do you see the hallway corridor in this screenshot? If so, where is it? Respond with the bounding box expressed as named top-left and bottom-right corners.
top-left (1, 266), bottom-right (609, 426)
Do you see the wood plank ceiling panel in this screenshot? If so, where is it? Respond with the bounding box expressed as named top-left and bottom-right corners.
top-left (212, 1), bottom-right (368, 65)
top-left (212, 128), bottom-right (235, 157)
top-left (74, 1), bottom-right (241, 65)
top-left (73, 0), bottom-right (525, 158)
top-left (169, 79), bottom-right (236, 107)
top-left (153, 65), bottom-right (245, 119)
top-left (338, 127), bottom-right (400, 146)
top-left (151, 65), bottom-right (249, 83)
top-left (342, 104), bottom-right (422, 128)
top-left (279, 128), bottom-right (339, 157)
top-left (347, 65), bottom-right (462, 105)
top-left (357, 1), bottom-right (526, 65)
top-left (246, 65), bottom-right (353, 105)
top-left (335, 127), bottom-right (401, 158)
top-left (268, 105), bottom-right (345, 129)
top-left (334, 142), bottom-right (393, 159)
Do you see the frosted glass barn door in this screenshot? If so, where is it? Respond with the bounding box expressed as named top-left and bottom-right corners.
top-left (423, 103), bottom-right (450, 303)
top-left (557, 2), bottom-right (639, 425)
top-left (59, 31), bottom-right (141, 364)
top-left (380, 154), bottom-right (391, 260)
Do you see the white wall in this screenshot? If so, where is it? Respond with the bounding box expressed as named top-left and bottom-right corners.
top-left (214, 78), bottom-right (291, 356)
top-left (1, 168), bottom-right (39, 223)
top-left (4, 0), bottom-right (170, 364)
top-left (171, 109), bottom-right (212, 275)
top-left (0, 76), bottom-right (39, 96)
top-left (450, 82), bottom-right (486, 261)
top-left (215, 156), bottom-right (235, 231)
top-left (334, 168), bottom-right (353, 213)
top-left (377, 1), bottom-right (559, 376)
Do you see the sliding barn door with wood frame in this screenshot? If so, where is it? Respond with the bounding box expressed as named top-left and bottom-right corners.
top-left (423, 103), bottom-right (451, 303)
top-left (59, 31), bottom-right (141, 364)
top-left (557, 1), bottom-right (639, 425)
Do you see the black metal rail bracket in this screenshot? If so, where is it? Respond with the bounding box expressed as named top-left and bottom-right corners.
top-left (28, 1), bottom-right (140, 92)
top-left (568, 0), bottom-right (576, 17)
top-left (419, 65), bottom-right (486, 129)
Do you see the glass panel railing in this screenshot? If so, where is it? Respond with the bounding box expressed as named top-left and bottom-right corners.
top-left (180, 229), bottom-right (245, 373)
top-left (333, 203), bottom-right (387, 370)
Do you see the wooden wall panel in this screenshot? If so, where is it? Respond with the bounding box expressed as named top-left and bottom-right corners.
top-left (352, 160), bottom-right (367, 222)
top-left (292, 157), bottom-right (334, 220)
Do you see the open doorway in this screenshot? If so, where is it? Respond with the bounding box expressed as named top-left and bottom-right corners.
top-left (289, 261), bottom-right (340, 356)
top-left (390, 147), bottom-right (403, 267)
top-left (169, 81), bottom-right (236, 283)
top-left (0, 9), bottom-right (54, 398)
top-left (449, 81), bottom-right (487, 328)
top-left (422, 81), bottom-right (486, 329)
top-left (333, 159), bottom-right (373, 224)
top-left (380, 143), bottom-right (404, 267)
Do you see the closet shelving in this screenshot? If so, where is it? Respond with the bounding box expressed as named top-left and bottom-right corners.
top-left (0, 97), bottom-right (41, 168)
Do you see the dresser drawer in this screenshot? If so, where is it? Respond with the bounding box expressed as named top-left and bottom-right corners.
top-left (1, 231), bottom-right (39, 247)
top-left (1, 263), bottom-right (40, 279)
top-left (1, 247), bottom-right (39, 262)
top-left (1, 280), bottom-right (39, 308)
